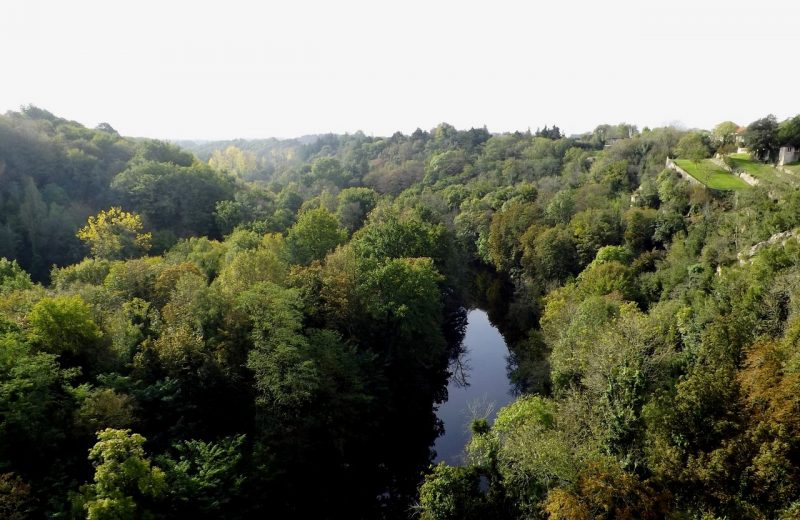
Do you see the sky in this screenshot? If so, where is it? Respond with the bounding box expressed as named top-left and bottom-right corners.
top-left (2, 0), bottom-right (799, 140)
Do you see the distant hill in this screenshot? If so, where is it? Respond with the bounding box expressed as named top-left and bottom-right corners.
top-left (173, 134), bottom-right (331, 160)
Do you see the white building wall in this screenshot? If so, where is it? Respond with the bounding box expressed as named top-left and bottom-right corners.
top-left (779, 146), bottom-right (798, 166)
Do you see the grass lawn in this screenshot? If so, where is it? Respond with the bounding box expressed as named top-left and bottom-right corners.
top-left (728, 153), bottom-right (794, 187)
top-left (783, 163), bottom-right (800, 175)
top-left (674, 159), bottom-right (750, 190)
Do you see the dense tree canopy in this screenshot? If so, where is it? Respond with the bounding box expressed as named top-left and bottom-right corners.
top-left (1, 108), bottom-right (800, 518)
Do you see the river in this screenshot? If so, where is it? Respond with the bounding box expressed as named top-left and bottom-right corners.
top-left (433, 308), bottom-right (514, 464)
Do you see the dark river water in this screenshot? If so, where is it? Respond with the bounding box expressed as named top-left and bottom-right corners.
top-left (433, 308), bottom-right (514, 464)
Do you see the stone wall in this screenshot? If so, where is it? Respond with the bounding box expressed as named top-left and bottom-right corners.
top-left (665, 158), bottom-right (701, 185)
top-left (736, 171), bottom-right (759, 186)
top-left (666, 157), bottom-right (759, 187)
top-left (713, 155), bottom-right (759, 187)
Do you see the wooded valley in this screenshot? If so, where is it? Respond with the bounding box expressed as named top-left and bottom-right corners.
top-left (2, 106), bottom-right (800, 518)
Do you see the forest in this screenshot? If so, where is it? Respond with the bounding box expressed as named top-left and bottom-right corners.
top-left (2, 105), bottom-right (800, 518)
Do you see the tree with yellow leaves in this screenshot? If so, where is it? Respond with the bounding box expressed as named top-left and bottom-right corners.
top-left (77, 208), bottom-right (151, 260)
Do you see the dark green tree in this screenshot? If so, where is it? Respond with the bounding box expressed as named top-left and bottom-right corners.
top-left (745, 114), bottom-right (779, 161)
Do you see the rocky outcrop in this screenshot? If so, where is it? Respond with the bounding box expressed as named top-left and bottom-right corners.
top-left (738, 229), bottom-right (800, 264)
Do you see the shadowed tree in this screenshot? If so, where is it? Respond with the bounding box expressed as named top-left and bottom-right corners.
top-left (745, 115), bottom-right (779, 162)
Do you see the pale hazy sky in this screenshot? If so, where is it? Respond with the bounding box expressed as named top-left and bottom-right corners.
top-left (2, 0), bottom-right (798, 139)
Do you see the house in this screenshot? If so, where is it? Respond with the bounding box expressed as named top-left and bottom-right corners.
top-left (735, 127), bottom-right (748, 153)
top-left (735, 127), bottom-right (747, 145)
top-left (778, 146), bottom-right (798, 166)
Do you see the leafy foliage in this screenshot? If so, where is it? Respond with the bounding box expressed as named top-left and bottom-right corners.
top-left (1, 109), bottom-right (800, 518)
top-left (77, 207), bottom-right (151, 260)
top-left (74, 428), bottom-right (166, 519)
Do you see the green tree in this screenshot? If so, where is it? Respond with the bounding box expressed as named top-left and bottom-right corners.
top-left (134, 140), bottom-right (194, 167)
top-left (336, 187), bottom-right (379, 233)
top-left (466, 395), bottom-right (573, 516)
top-left (103, 257), bottom-right (164, 301)
top-left (417, 463), bottom-right (484, 520)
top-left (591, 159), bottom-right (630, 192)
top-left (570, 209), bottom-right (623, 267)
top-left (75, 429), bottom-right (166, 519)
top-left (351, 209), bottom-right (451, 265)
top-left (777, 115), bottom-right (800, 149)
top-left (712, 121), bottom-right (740, 150)
top-left (745, 115), bottom-right (779, 162)
top-left (521, 224), bottom-right (578, 283)
top-left (215, 234), bottom-right (288, 296)
top-left (28, 295), bottom-right (102, 357)
top-left (310, 156), bottom-right (347, 187)
top-left (111, 161), bottom-right (234, 238)
top-left (74, 388), bottom-right (135, 435)
top-left (577, 261), bottom-right (637, 300)
top-left (213, 200), bottom-right (246, 235)
top-left (624, 207), bottom-right (658, 254)
top-left (286, 207), bottom-right (347, 265)
top-left (542, 288), bottom-right (622, 391)
top-left (359, 257), bottom-right (443, 341)
top-left (545, 191), bottom-right (576, 225)
top-left (425, 150), bottom-right (468, 183)
top-left (0, 259), bottom-right (32, 293)
top-left (0, 338), bottom-right (77, 479)
top-left (209, 145), bottom-right (259, 179)
top-left (675, 132), bottom-right (711, 181)
top-left (241, 283), bottom-right (318, 415)
top-left (487, 202), bottom-right (542, 272)
top-left (158, 435), bottom-right (246, 515)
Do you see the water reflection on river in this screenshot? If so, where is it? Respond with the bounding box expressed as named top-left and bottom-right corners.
top-left (433, 309), bottom-right (514, 464)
